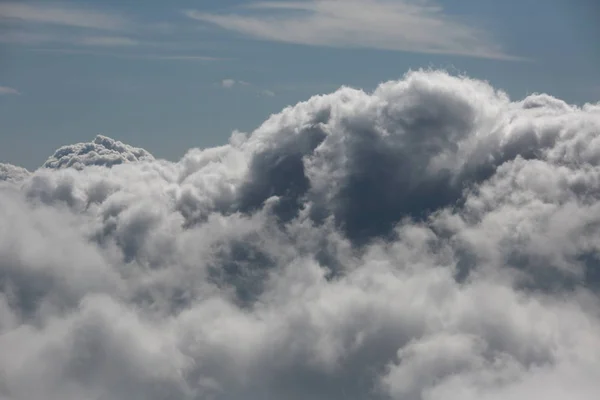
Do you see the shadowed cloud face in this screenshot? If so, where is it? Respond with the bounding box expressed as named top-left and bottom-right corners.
top-left (2, 70), bottom-right (600, 400)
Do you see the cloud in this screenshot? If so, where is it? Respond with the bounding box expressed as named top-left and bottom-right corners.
top-left (0, 32), bottom-right (139, 48)
top-left (77, 36), bottom-right (139, 47)
top-left (186, 0), bottom-right (518, 60)
top-left (0, 2), bottom-right (128, 30)
top-left (146, 54), bottom-right (221, 61)
top-left (2, 70), bottom-right (600, 399)
top-left (27, 48), bottom-right (221, 62)
top-left (221, 79), bottom-right (251, 89)
top-left (221, 79), bottom-right (275, 96)
top-left (0, 86), bottom-right (20, 95)
top-left (0, 2), bottom-right (222, 60)
top-left (0, 3), bottom-right (143, 51)
top-left (0, 163), bottom-right (29, 183)
top-left (221, 79), bottom-right (236, 88)
top-left (43, 135), bottom-right (155, 170)
top-left (0, 32), bottom-right (56, 45)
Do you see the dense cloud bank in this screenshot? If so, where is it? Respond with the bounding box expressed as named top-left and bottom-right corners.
top-left (1, 70), bottom-right (600, 400)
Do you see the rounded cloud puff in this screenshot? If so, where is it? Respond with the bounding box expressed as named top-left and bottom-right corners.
top-left (1, 70), bottom-right (600, 400)
top-left (0, 163), bottom-right (30, 183)
top-left (43, 134), bottom-right (155, 170)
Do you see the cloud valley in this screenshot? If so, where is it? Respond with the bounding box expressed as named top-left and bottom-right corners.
top-left (1, 70), bottom-right (600, 400)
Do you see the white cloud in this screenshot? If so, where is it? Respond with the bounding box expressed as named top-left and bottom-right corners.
top-left (0, 32), bottom-right (56, 45)
top-left (221, 79), bottom-right (275, 96)
top-left (0, 163), bottom-right (29, 183)
top-left (146, 54), bottom-right (221, 61)
top-left (2, 70), bottom-right (600, 399)
top-left (221, 79), bottom-right (252, 88)
top-left (0, 32), bottom-right (140, 47)
top-left (0, 3), bottom-right (141, 50)
top-left (186, 0), bottom-right (518, 60)
top-left (0, 86), bottom-right (20, 95)
top-left (43, 135), bottom-right (154, 170)
top-left (78, 36), bottom-right (139, 47)
top-left (0, 2), bottom-right (128, 30)
top-left (27, 48), bottom-right (221, 62)
top-left (222, 79), bottom-right (236, 88)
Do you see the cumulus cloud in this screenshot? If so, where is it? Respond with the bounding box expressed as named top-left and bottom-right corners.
top-left (0, 163), bottom-right (29, 183)
top-left (43, 134), bottom-right (155, 170)
top-left (2, 70), bottom-right (600, 400)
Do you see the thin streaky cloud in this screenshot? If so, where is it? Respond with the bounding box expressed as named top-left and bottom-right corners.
top-left (0, 86), bottom-right (21, 96)
top-left (186, 0), bottom-right (522, 60)
top-left (0, 86), bottom-right (20, 95)
top-left (150, 55), bottom-right (222, 61)
top-left (0, 32), bottom-right (140, 47)
top-left (0, 2), bottom-right (128, 30)
top-left (27, 48), bottom-right (221, 61)
top-left (0, 32), bottom-right (56, 45)
top-left (78, 36), bottom-right (139, 47)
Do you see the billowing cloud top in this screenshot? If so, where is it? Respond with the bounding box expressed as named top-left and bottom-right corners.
top-left (2, 70), bottom-right (600, 400)
top-left (0, 163), bottom-right (30, 183)
top-left (43, 134), bottom-right (155, 170)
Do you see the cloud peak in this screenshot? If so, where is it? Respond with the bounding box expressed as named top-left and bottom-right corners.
top-left (43, 134), bottom-right (154, 170)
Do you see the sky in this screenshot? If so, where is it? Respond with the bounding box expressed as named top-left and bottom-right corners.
top-left (0, 0), bottom-right (599, 169)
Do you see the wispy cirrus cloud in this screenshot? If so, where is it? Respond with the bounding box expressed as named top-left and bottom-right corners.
top-left (186, 0), bottom-right (520, 60)
top-left (77, 36), bottom-right (139, 47)
top-left (0, 32), bottom-right (55, 45)
top-left (0, 32), bottom-right (140, 47)
top-left (0, 2), bottom-right (128, 30)
top-left (0, 86), bottom-right (20, 96)
top-left (0, 3), bottom-right (137, 48)
top-left (27, 48), bottom-right (221, 62)
top-left (0, 3), bottom-right (222, 61)
top-left (0, 33), bottom-right (139, 47)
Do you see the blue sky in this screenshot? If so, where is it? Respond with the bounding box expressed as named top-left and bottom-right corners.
top-left (0, 0), bottom-right (599, 169)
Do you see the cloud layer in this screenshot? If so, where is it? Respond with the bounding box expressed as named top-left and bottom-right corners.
top-left (1, 70), bottom-right (600, 400)
top-left (187, 0), bottom-right (516, 59)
